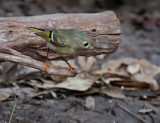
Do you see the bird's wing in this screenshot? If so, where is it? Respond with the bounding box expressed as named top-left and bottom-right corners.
top-left (51, 29), bottom-right (70, 47)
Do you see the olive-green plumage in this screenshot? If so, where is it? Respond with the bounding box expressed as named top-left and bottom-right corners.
top-left (28, 27), bottom-right (94, 55)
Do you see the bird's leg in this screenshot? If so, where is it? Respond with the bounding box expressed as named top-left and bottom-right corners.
top-left (61, 56), bottom-right (74, 72)
top-left (45, 48), bottom-right (50, 72)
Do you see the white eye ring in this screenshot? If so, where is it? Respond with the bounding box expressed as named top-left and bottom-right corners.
top-left (83, 41), bottom-right (89, 48)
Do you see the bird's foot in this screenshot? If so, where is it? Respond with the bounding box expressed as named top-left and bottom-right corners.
top-left (68, 64), bottom-right (75, 73)
top-left (45, 60), bottom-right (50, 72)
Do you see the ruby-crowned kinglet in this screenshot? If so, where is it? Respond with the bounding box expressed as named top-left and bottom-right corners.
top-left (27, 27), bottom-right (95, 72)
top-left (27, 27), bottom-right (95, 55)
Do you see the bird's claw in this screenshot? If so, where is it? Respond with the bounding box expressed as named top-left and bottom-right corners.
top-left (45, 60), bottom-right (50, 72)
top-left (68, 64), bottom-right (75, 73)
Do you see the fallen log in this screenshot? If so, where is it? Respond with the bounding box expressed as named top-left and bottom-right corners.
top-left (0, 11), bottom-right (121, 76)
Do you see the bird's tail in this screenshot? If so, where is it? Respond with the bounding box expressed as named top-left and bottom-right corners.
top-left (27, 27), bottom-right (46, 32)
top-left (27, 27), bottom-right (50, 41)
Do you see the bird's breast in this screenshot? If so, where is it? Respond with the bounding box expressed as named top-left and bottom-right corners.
top-left (47, 42), bottom-right (77, 55)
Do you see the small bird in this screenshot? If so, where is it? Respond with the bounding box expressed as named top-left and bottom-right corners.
top-left (27, 27), bottom-right (95, 72)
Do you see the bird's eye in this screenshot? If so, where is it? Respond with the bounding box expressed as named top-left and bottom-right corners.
top-left (83, 42), bottom-right (89, 48)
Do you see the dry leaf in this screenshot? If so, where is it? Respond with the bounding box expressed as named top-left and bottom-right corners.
top-left (0, 87), bottom-right (36, 100)
top-left (28, 74), bottom-right (95, 91)
top-left (126, 63), bottom-right (141, 75)
top-left (26, 57), bottom-right (160, 99)
top-left (99, 86), bottom-right (126, 98)
top-left (32, 91), bottom-right (57, 99)
top-left (133, 74), bottom-right (159, 90)
top-left (53, 76), bottom-right (94, 91)
top-left (103, 77), bottom-right (125, 85)
top-left (137, 59), bottom-right (160, 77)
top-left (93, 58), bottom-right (160, 91)
top-left (50, 75), bottom-right (67, 83)
top-left (0, 93), bottom-right (10, 101)
top-left (1, 63), bottom-right (17, 83)
top-left (139, 108), bottom-right (153, 114)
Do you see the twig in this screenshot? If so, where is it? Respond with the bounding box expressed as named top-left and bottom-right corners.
top-left (117, 103), bottom-right (147, 123)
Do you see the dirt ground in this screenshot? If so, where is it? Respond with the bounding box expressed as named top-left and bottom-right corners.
top-left (0, 0), bottom-right (160, 123)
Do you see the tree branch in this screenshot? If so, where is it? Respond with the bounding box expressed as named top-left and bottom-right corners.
top-left (0, 11), bottom-right (121, 76)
